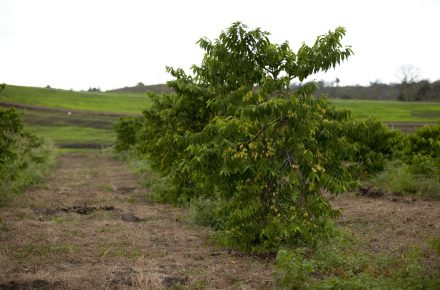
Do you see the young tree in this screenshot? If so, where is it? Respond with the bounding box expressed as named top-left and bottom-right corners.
top-left (134, 22), bottom-right (355, 251)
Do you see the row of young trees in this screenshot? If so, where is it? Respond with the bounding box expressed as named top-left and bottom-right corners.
top-left (115, 23), bottom-right (437, 253)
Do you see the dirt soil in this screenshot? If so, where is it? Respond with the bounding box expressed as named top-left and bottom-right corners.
top-left (1, 152), bottom-right (439, 289)
top-left (329, 192), bottom-right (440, 255)
top-left (0, 152), bottom-right (273, 289)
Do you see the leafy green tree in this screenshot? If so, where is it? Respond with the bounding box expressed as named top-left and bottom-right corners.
top-left (129, 22), bottom-right (357, 251)
top-left (344, 119), bottom-right (400, 173)
top-left (114, 116), bottom-right (142, 152)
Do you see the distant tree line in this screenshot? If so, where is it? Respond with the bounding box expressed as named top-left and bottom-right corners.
top-left (106, 83), bottom-right (174, 94)
top-left (314, 79), bottom-right (440, 102)
top-left (88, 87), bottom-right (101, 92)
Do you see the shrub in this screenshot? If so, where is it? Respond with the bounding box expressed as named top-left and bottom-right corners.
top-left (343, 119), bottom-right (401, 173)
top-left (274, 248), bottom-right (314, 289)
top-left (0, 108), bottom-right (53, 204)
top-left (403, 122), bottom-right (440, 178)
top-left (114, 116), bottom-right (142, 152)
top-left (407, 122), bottom-right (440, 158)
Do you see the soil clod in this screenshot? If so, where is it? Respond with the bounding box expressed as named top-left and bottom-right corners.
top-left (117, 187), bottom-right (136, 194)
top-left (358, 187), bottom-right (385, 198)
top-left (0, 280), bottom-right (64, 290)
top-left (120, 212), bottom-right (141, 222)
top-left (161, 275), bottom-right (188, 289)
top-left (106, 267), bottom-right (137, 288)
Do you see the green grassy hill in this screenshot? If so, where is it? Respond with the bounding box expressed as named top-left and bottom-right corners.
top-left (3, 84), bottom-right (440, 122)
top-left (107, 83), bottom-right (173, 94)
top-left (0, 85), bottom-right (150, 114)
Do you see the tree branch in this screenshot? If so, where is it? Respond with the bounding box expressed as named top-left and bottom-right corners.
top-left (286, 151), bottom-right (307, 208)
top-left (243, 117), bottom-right (279, 144)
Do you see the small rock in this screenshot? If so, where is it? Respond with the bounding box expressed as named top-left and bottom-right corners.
top-left (120, 213), bottom-right (141, 222)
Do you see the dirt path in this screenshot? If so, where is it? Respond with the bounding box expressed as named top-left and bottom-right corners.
top-left (0, 152), bottom-right (273, 289)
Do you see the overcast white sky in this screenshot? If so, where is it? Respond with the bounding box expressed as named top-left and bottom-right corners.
top-left (0, 0), bottom-right (439, 91)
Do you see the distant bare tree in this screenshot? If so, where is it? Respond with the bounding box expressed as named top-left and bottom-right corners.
top-left (396, 65), bottom-right (419, 101)
top-left (396, 65), bottom-right (419, 84)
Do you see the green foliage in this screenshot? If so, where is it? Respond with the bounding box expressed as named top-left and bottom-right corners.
top-left (0, 108), bottom-right (53, 204)
top-left (407, 154), bottom-right (439, 177)
top-left (274, 234), bottom-right (440, 290)
top-left (114, 116), bottom-right (142, 152)
top-left (431, 239), bottom-right (440, 260)
top-left (403, 123), bottom-right (440, 183)
top-left (123, 22), bottom-right (357, 252)
top-left (406, 122), bottom-right (440, 159)
top-left (364, 123), bottom-right (440, 199)
top-left (344, 119), bottom-right (400, 173)
top-left (0, 217), bottom-right (6, 232)
top-left (368, 160), bottom-right (440, 199)
top-left (274, 248), bottom-right (314, 289)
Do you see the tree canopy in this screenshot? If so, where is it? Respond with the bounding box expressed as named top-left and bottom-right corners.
top-left (117, 22), bottom-right (375, 252)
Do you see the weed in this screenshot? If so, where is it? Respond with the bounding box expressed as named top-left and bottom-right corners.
top-left (51, 216), bottom-right (68, 224)
top-left (10, 243), bottom-right (78, 259)
top-left (52, 244), bottom-right (78, 254)
top-left (100, 225), bottom-right (113, 233)
top-left (125, 193), bottom-right (151, 204)
top-left (98, 183), bottom-right (114, 192)
top-left (11, 244), bottom-right (50, 259)
top-left (368, 160), bottom-right (440, 199)
top-left (98, 241), bottom-right (142, 259)
top-left (0, 217), bottom-right (6, 232)
top-left (191, 279), bottom-right (208, 289)
top-left (273, 231), bottom-right (440, 289)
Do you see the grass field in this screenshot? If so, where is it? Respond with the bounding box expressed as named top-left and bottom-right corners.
top-left (2, 84), bottom-right (440, 122)
top-left (330, 98), bottom-right (440, 122)
top-left (27, 125), bottom-right (115, 145)
top-left (0, 85), bottom-right (150, 114)
top-left (17, 109), bottom-right (117, 148)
